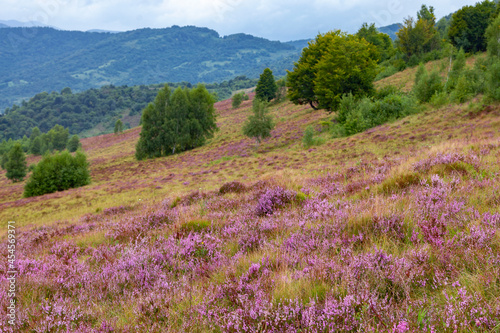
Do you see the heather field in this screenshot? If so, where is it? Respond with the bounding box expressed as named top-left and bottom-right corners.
top-left (1, 69), bottom-right (500, 331)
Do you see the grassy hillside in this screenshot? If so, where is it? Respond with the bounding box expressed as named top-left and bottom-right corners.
top-left (1, 63), bottom-right (500, 330)
top-left (0, 26), bottom-right (304, 111)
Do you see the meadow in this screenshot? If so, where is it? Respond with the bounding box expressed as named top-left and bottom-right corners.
top-left (0, 63), bottom-right (499, 331)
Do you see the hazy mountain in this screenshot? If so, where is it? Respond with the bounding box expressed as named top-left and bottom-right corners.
top-left (0, 20), bottom-right (50, 28)
top-left (0, 25), bottom-right (305, 112)
top-left (377, 23), bottom-right (401, 40)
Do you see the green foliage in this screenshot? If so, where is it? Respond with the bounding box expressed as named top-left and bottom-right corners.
top-left (231, 92), bottom-right (245, 109)
top-left (446, 49), bottom-right (467, 91)
top-left (333, 92), bottom-right (418, 137)
top-left (396, 6), bottom-right (441, 59)
top-left (5, 143), bottom-right (27, 182)
top-left (180, 220), bottom-right (211, 233)
top-left (302, 125), bottom-right (315, 148)
top-left (135, 84), bottom-right (218, 160)
top-left (448, 0), bottom-right (497, 53)
top-left (450, 75), bottom-right (473, 103)
top-left (486, 12), bottom-right (500, 59)
top-left (255, 68), bottom-right (278, 102)
top-left (67, 135), bottom-right (81, 152)
top-left (288, 30), bottom-right (378, 112)
top-left (486, 58), bottom-right (500, 100)
top-left (46, 124), bottom-right (70, 151)
top-left (0, 153), bottom-right (8, 170)
top-left (275, 78), bottom-right (287, 103)
top-left (356, 23), bottom-right (395, 62)
top-left (242, 99), bottom-right (275, 144)
top-left (24, 150), bottom-right (91, 197)
top-left (430, 91), bottom-right (450, 108)
top-left (29, 136), bottom-right (43, 156)
top-left (114, 119), bottom-right (124, 134)
top-left (0, 76), bottom-right (258, 141)
top-left (375, 65), bottom-right (398, 81)
top-left (413, 66), bottom-right (444, 103)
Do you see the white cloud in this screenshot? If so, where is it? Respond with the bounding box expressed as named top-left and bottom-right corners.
top-left (0, 0), bottom-right (483, 40)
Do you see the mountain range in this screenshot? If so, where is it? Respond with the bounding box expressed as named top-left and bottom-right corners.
top-left (0, 25), bottom-right (310, 112)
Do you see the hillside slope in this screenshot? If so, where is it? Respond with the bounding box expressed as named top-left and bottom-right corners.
top-left (0, 25), bottom-right (304, 111)
top-left (0, 67), bottom-right (499, 330)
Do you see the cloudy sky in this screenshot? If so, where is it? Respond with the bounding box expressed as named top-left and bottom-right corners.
top-left (1, 0), bottom-right (479, 41)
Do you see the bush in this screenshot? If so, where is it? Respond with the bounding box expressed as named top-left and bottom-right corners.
top-left (375, 65), bottom-right (398, 81)
top-left (243, 99), bottom-right (275, 144)
top-left (450, 75), bottom-right (473, 103)
top-left (334, 92), bottom-right (418, 136)
top-left (256, 187), bottom-right (296, 216)
top-left (180, 220), bottom-right (211, 233)
top-left (67, 135), bottom-right (81, 152)
top-left (413, 68), bottom-right (443, 103)
top-left (219, 181), bottom-right (246, 195)
top-left (430, 91), bottom-right (450, 108)
top-left (24, 150), bottom-right (91, 197)
top-left (486, 59), bottom-right (500, 101)
top-left (302, 125), bottom-right (315, 148)
top-left (231, 92), bottom-right (245, 109)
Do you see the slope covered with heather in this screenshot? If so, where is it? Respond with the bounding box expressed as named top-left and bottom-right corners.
top-left (0, 64), bottom-right (500, 331)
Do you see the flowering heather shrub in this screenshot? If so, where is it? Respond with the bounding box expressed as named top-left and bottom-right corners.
top-left (256, 186), bottom-right (296, 216)
top-left (413, 152), bottom-right (479, 173)
top-left (219, 181), bottom-right (247, 195)
top-left (415, 175), bottom-right (464, 246)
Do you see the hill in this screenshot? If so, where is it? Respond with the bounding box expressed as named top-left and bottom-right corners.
top-left (0, 25), bottom-right (306, 111)
top-left (1, 59), bottom-right (500, 330)
top-left (0, 76), bottom-right (258, 140)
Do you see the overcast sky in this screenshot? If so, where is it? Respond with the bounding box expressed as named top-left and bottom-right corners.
top-left (0, 0), bottom-right (480, 41)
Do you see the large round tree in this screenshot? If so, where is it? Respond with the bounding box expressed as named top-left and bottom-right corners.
top-left (287, 30), bottom-right (378, 112)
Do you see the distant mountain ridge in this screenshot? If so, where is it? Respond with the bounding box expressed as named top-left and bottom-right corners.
top-left (0, 25), bottom-right (307, 111)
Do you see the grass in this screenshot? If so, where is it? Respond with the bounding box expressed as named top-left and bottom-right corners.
top-left (1, 65), bottom-right (500, 331)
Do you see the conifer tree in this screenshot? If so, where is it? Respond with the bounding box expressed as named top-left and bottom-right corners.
top-left (255, 68), bottom-right (278, 102)
top-left (5, 143), bottom-right (27, 182)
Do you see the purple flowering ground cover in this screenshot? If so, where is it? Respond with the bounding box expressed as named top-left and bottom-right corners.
top-left (1, 86), bottom-right (500, 331)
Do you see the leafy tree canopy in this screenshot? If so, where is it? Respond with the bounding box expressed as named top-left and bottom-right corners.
top-left (448, 0), bottom-right (498, 53)
top-left (287, 30), bottom-right (378, 112)
top-left (5, 142), bottom-right (27, 182)
top-left (135, 84), bottom-right (218, 160)
top-left (242, 99), bottom-right (275, 144)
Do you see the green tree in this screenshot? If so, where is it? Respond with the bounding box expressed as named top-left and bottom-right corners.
top-left (486, 12), bottom-right (500, 59)
top-left (1, 153), bottom-right (8, 170)
top-left (356, 23), bottom-right (395, 62)
top-left (46, 124), bottom-right (69, 151)
top-left (5, 143), bottom-right (27, 182)
top-left (255, 68), bottom-right (278, 102)
top-left (135, 84), bottom-right (217, 160)
top-left (67, 135), bottom-right (81, 152)
top-left (288, 30), bottom-right (378, 112)
top-left (24, 150), bottom-right (91, 197)
top-left (232, 92), bottom-right (245, 109)
top-left (114, 119), bottom-right (124, 134)
top-left (242, 99), bottom-right (275, 144)
top-left (448, 0), bottom-right (497, 53)
top-left (30, 136), bottom-right (43, 155)
top-left (396, 6), bottom-right (440, 59)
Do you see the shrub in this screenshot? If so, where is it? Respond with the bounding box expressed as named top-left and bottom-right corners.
top-left (24, 150), bottom-right (91, 197)
top-left (375, 65), bottom-right (398, 81)
top-left (302, 125), bottom-right (315, 148)
top-left (334, 92), bottom-right (418, 136)
top-left (413, 69), bottom-right (443, 103)
top-left (486, 59), bottom-right (500, 101)
top-left (256, 187), bottom-right (296, 216)
top-left (219, 181), bottom-right (246, 195)
top-left (243, 99), bottom-right (275, 144)
top-left (430, 91), bottom-right (450, 108)
top-left (450, 75), bottom-right (473, 103)
top-left (231, 92), bottom-right (245, 109)
top-left (114, 119), bottom-right (124, 134)
top-left (66, 135), bottom-right (81, 152)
